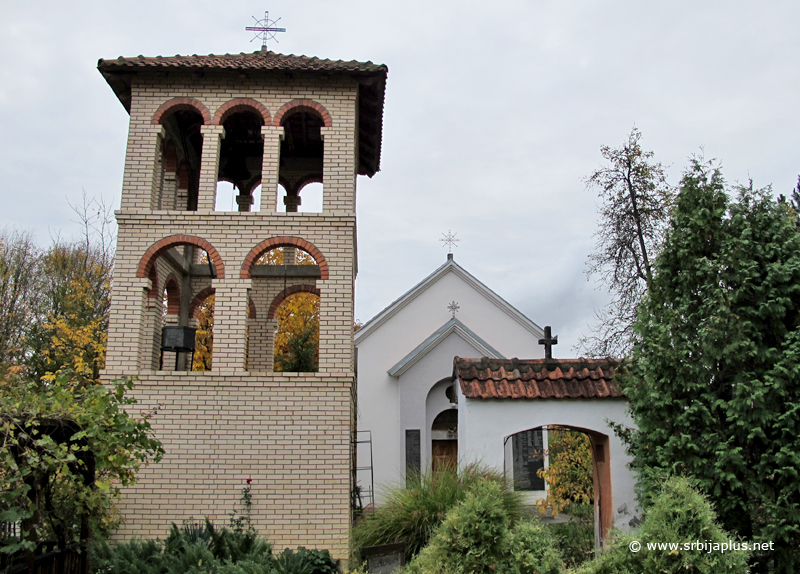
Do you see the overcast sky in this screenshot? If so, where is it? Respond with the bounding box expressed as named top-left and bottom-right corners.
top-left (1, 1), bottom-right (799, 355)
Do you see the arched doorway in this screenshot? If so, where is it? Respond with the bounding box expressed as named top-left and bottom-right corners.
top-left (431, 409), bottom-right (458, 471)
top-left (505, 424), bottom-right (611, 549)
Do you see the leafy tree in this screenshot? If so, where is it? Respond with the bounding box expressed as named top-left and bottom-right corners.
top-left (192, 294), bottom-right (214, 371)
top-left (580, 128), bottom-right (673, 357)
top-left (0, 372), bottom-right (163, 557)
top-left (536, 427), bottom-right (594, 515)
top-left (25, 241), bottom-right (112, 384)
top-left (274, 293), bottom-right (319, 372)
top-left (0, 230), bottom-right (39, 370)
top-left (623, 159), bottom-right (800, 573)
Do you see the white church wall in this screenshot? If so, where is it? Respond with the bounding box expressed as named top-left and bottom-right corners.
top-left (458, 391), bottom-right (639, 529)
top-left (355, 260), bottom-right (544, 505)
top-left (397, 333), bottom-right (478, 477)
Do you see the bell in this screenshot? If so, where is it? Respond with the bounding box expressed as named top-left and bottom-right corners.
top-left (224, 152), bottom-right (251, 187)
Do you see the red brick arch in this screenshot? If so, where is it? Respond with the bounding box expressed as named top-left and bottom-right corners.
top-left (240, 237), bottom-right (328, 279)
top-left (213, 97), bottom-right (271, 125)
top-left (273, 99), bottom-right (332, 127)
top-left (189, 286), bottom-right (215, 318)
top-left (267, 285), bottom-right (321, 320)
top-left (248, 298), bottom-right (257, 320)
top-left (151, 97), bottom-right (212, 125)
top-left (138, 235), bottom-right (225, 280)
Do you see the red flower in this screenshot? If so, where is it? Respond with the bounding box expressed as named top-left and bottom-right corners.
top-left (246, 478), bottom-right (252, 484)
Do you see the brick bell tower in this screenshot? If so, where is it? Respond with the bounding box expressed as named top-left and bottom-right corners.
top-left (98, 50), bottom-right (386, 559)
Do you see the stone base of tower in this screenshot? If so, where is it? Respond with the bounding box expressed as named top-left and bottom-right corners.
top-left (109, 372), bottom-right (354, 561)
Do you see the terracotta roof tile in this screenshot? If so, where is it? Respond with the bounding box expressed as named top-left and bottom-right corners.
top-left (453, 357), bottom-right (624, 400)
top-left (97, 50), bottom-right (388, 75)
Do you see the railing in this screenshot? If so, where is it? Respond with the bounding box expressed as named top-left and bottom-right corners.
top-left (0, 542), bottom-right (87, 574)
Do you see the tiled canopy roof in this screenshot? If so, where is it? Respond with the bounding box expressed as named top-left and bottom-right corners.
top-left (453, 357), bottom-right (624, 400)
top-left (97, 51), bottom-right (388, 177)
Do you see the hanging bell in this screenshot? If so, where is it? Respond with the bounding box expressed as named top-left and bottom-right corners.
top-left (223, 151), bottom-right (251, 188)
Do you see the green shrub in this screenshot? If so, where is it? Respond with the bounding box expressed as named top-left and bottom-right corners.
top-left (273, 547), bottom-right (337, 574)
top-left (403, 479), bottom-right (562, 574)
top-left (90, 518), bottom-right (274, 574)
top-left (548, 503), bottom-right (595, 569)
top-left (352, 463), bottom-right (524, 563)
top-left (572, 476), bottom-right (749, 574)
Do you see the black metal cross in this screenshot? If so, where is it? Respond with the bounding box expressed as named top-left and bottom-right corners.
top-left (246, 11), bottom-right (286, 51)
top-left (538, 325), bottom-right (558, 360)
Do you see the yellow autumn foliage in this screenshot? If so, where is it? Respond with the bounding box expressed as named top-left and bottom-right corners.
top-left (536, 427), bottom-right (594, 515)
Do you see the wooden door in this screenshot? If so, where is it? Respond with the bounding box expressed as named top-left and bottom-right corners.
top-left (432, 440), bottom-right (457, 472)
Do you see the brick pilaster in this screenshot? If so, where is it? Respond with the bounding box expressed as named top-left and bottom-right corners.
top-left (121, 126), bottom-right (164, 211)
top-left (259, 126), bottom-right (283, 212)
top-left (210, 278), bottom-right (251, 373)
top-left (321, 126), bottom-right (356, 213)
top-left (197, 125), bottom-right (225, 211)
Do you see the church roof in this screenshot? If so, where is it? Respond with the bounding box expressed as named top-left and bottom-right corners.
top-left (388, 318), bottom-right (504, 378)
top-left (355, 257), bottom-right (543, 344)
top-left (453, 357), bottom-right (624, 400)
top-left (97, 50), bottom-right (387, 177)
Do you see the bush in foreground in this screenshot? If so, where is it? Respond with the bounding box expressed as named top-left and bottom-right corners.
top-left (90, 519), bottom-right (337, 574)
top-left (403, 479), bottom-right (562, 574)
top-left (352, 463), bottom-right (525, 563)
top-left (573, 476), bottom-right (749, 574)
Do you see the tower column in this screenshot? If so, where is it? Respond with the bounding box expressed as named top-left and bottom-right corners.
top-left (105, 276), bottom-right (151, 376)
top-left (121, 126), bottom-right (164, 211)
top-left (321, 126), bottom-right (357, 213)
top-left (259, 126), bottom-right (284, 212)
top-left (210, 277), bottom-right (251, 373)
top-left (197, 125), bottom-right (225, 211)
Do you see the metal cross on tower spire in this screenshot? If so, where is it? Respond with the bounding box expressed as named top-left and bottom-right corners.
top-left (440, 230), bottom-right (460, 254)
top-left (246, 11), bottom-right (286, 51)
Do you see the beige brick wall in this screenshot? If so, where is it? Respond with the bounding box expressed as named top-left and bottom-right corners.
top-left (104, 70), bottom-right (362, 561)
top-left (114, 373), bottom-right (353, 560)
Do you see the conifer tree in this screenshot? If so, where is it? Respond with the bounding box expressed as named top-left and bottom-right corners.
top-left (624, 159), bottom-right (800, 573)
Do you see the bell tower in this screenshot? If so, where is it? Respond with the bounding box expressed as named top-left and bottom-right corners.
top-left (98, 50), bottom-right (386, 559)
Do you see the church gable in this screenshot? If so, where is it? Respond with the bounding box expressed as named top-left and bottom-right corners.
top-left (355, 257), bottom-right (544, 362)
top-left (388, 318), bottom-right (504, 378)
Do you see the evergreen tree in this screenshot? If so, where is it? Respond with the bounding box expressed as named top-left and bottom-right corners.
top-left (624, 159), bottom-right (800, 573)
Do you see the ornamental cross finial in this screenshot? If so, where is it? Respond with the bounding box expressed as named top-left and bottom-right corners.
top-left (440, 230), bottom-right (460, 254)
top-left (246, 11), bottom-right (286, 51)
top-left (448, 301), bottom-right (460, 319)
top-left (538, 326), bottom-right (558, 360)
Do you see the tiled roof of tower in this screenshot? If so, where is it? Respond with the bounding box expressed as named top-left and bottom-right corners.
top-left (97, 51), bottom-right (388, 74)
top-left (97, 51), bottom-right (388, 177)
top-left (453, 357), bottom-right (624, 400)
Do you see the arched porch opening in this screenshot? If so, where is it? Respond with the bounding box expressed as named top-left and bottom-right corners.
top-left (504, 424), bottom-right (611, 550)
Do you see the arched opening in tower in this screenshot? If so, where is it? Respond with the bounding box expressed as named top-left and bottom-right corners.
top-left (217, 110), bottom-right (265, 212)
top-left (159, 109), bottom-right (203, 210)
top-left (278, 109), bottom-right (324, 212)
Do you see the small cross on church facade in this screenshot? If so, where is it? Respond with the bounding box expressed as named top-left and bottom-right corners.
top-left (538, 325), bottom-right (558, 359)
top-left (447, 300), bottom-right (460, 319)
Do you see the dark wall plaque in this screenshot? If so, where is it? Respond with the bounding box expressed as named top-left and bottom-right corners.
top-left (361, 542), bottom-right (406, 574)
top-left (512, 428), bottom-right (545, 491)
top-left (405, 429), bottom-right (420, 480)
